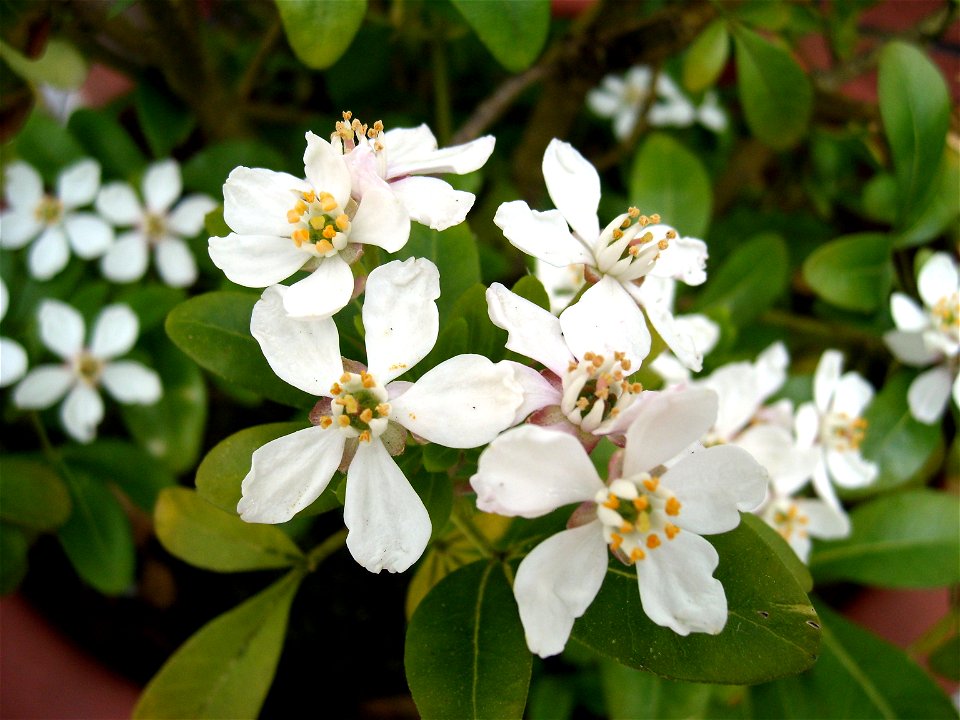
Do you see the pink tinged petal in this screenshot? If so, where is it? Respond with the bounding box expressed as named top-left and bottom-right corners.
top-left (470, 424), bottom-right (604, 517)
top-left (643, 300), bottom-right (701, 372)
top-left (908, 365), bottom-right (953, 424)
top-left (503, 361), bottom-right (561, 424)
top-left (636, 530), bottom-right (727, 636)
top-left (28, 226), bottom-right (69, 280)
top-left (208, 232), bottom-right (308, 287)
top-left (0, 209), bottom-right (42, 248)
top-left (542, 139), bottom-right (600, 245)
top-left (0, 338), bottom-right (28, 387)
top-left (513, 521), bottom-right (608, 658)
top-left (664, 444), bottom-right (768, 535)
top-left (101, 232), bottom-right (149, 283)
top-left (389, 354), bottom-right (522, 447)
top-left (281, 255), bottom-right (354, 319)
top-left (486, 283), bottom-right (572, 376)
top-left (826, 449), bottom-right (877, 489)
top-left (155, 238), bottom-right (198, 287)
top-left (100, 361), bottom-right (161, 404)
top-left (238, 426), bottom-right (345, 523)
top-left (494, 201), bottom-right (594, 267)
top-left (250, 285), bottom-right (342, 396)
top-left (222, 167), bottom-right (310, 237)
top-left (57, 159), bottom-right (100, 209)
top-left (884, 329), bottom-right (940, 366)
top-left (917, 252), bottom-right (958, 310)
top-left (348, 185), bottom-right (410, 252)
top-left (813, 350), bottom-right (843, 413)
top-left (344, 439), bottom-right (431, 574)
top-left (142, 159), bottom-right (182, 214)
top-left (95, 182), bottom-right (142, 226)
top-left (389, 176), bottom-right (475, 231)
top-left (832, 372), bottom-right (874, 417)
top-left (63, 212), bottom-right (113, 259)
top-left (303, 132), bottom-right (352, 209)
top-left (13, 366), bottom-right (74, 408)
top-left (5, 161), bottom-right (44, 209)
top-left (796, 498), bottom-right (850, 541)
top-left (890, 293), bottom-right (928, 332)
top-left (362, 257), bottom-right (440, 383)
top-left (90, 304), bottom-right (138, 359)
top-left (622, 388), bottom-right (719, 475)
top-left (166, 195), bottom-right (218, 237)
top-left (560, 277), bottom-right (650, 370)
top-left (60, 384), bottom-right (104, 443)
top-left (38, 299), bottom-right (84, 359)
top-left (649, 234), bottom-right (708, 286)
top-left (389, 134), bottom-right (496, 177)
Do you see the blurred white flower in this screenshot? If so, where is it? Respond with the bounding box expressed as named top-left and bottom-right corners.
top-left (96, 159), bottom-right (216, 287)
top-left (0, 278), bottom-right (27, 387)
top-left (13, 301), bottom-right (161, 443)
top-left (758, 491), bottom-right (850, 563)
top-left (0, 160), bottom-right (113, 280)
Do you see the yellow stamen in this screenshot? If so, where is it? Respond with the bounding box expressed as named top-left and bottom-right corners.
top-left (321, 196), bottom-right (337, 212)
top-left (335, 214), bottom-right (350, 231)
top-left (630, 547), bottom-right (646, 562)
top-left (319, 416), bottom-right (333, 429)
top-left (632, 496), bottom-right (648, 511)
top-left (610, 533), bottom-right (624, 551)
top-left (602, 495), bottom-right (620, 510)
top-left (315, 239), bottom-right (334, 254)
top-left (291, 229), bottom-right (309, 246)
top-left (359, 408), bottom-right (373, 423)
top-left (643, 476), bottom-right (659, 492)
top-left (376, 403), bottom-right (391, 417)
top-left (340, 373), bottom-right (351, 383)
top-left (287, 209), bottom-right (302, 223)
top-left (358, 430), bottom-right (371, 443)
top-left (302, 190), bottom-right (316, 203)
top-left (322, 224), bottom-right (337, 239)
top-left (620, 521), bottom-right (634, 534)
top-left (665, 496), bottom-right (681, 516)
top-left (665, 523), bottom-right (680, 539)
top-left (646, 534), bottom-right (661, 549)
top-left (309, 216), bottom-right (325, 230)
top-left (336, 415), bottom-right (350, 427)
top-left (330, 382), bottom-right (342, 396)
top-left (361, 372), bottom-right (376, 389)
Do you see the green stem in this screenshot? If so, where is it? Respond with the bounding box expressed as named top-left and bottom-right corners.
top-left (906, 603), bottom-right (958, 658)
top-left (759, 309), bottom-right (885, 351)
top-left (305, 528), bottom-right (349, 572)
top-left (450, 509), bottom-right (495, 560)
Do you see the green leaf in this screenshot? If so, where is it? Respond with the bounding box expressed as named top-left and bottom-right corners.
top-left (57, 469), bottom-right (136, 595)
top-left (155, 487), bottom-right (303, 572)
top-left (405, 560), bottom-right (532, 719)
top-left (599, 658), bottom-right (712, 720)
top-left (0, 523), bottom-right (29, 594)
top-left (809, 490), bottom-right (960, 588)
top-left (67, 108), bottom-right (146, 179)
top-left (733, 25), bottom-right (812, 150)
top-left (571, 518), bottom-right (820, 684)
top-left (165, 291), bottom-right (314, 408)
top-left (694, 232), bottom-right (788, 326)
top-left (407, 471), bottom-right (453, 542)
top-left (9, 113), bottom-right (85, 180)
top-left (929, 632), bottom-right (960, 682)
top-left (741, 513), bottom-right (813, 593)
top-left (750, 601), bottom-right (957, 719)
top-left (115, 285), bottom-right (186, 334)
top-left (682, 20), bottom-right (730, 93)
top-left (135, 80), bottom-right (196, 158)
top-left (182, 140), bottom-right (288, 197)
top-left (0, 456), bottom-right (71, 530)
top-left (60, 440), bottom-right (175, 512)
top-left (510, 274), bottom-right (550, 311)
top-left (196, 421), bottom-right (310, 513)
top-left (450, 0), bottom-right (549, 72)
top-left (629, 132), bottom-right (712, 238)
top-left (878, 41), bottom-right (950, 227)
top-left (0, 38), bottom-right (87, 89)
top-left (802, 233), bottom-right (893, 312)
top-left (893, 148), bottom-right (960, 248)
top-left (275, 0), bottom-right (367, 70)
top-left (134, 570), bottom-right (303, 719)
top-left (448, 283), bottom-right (507, 362)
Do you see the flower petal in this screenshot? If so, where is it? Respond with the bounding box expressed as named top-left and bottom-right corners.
top-left (363, 257), bottom-right (439, 383)
top-left (222, 167), bottom-right (310, 237)
top-left (208, 232), bottom-right (308, 287)
top-left (250, 285), bottom-right (342, 396)
top-left (494, 200), bottom-right (594, 267)
top-left (907, 365), bottom-right (953, 424)
top-left (348, 185), bottom-right (410, 252)
top-left (0, 337), bottom-right (28, 387)
top-left (95, 182), bottom-right (142, 226)
top-left (238, 425), bottom-right (345, 523)
top-left (502, 360), bottom-right (561, 424)
top-left (649, 233), bottom-right (708, 286)
top-left (38, 299), bottom-right (84, 359)
top-left (28, 226), bottom-right (69, 280)
top-left (486, 283), bottom-right (572, 376)
top-left (883, 329), bottom-right (940, 366)
top-left (917, 252), bottom-right (958, 310)
top-left (636, 529), bottom-right (727, 635)
top-left (797, 498), bottom-right (850, 541)
top-left (4, 161), bottom-right (44, 209)
top-left (100, 361), bottom-right (162, 404)
top-left (622, 388), bottom-right (718, 475)
top-left (832, 372), bottom-right (874, 418)
top-left (101, 232), bottom-right (149, 283)
top-left (143, 159), bottom-right (182, 214)
top-left (470, 423), bottom-right (604, 517)
top-left (389, 176), bottom-right (475, 231)
top-left (642, 299), bottom-right (701, 372)
top-left (826, 449), bottom-right (877, 489)
top-left (813, 350), bottom-right (843, 413)
top-left (735, 424), bottom-right (817, 496)
top-left (889, 293), bottom-right (928, 332)
top-left (389, 354), bottom-right (522, 447)
top-left (63, 212), bottom-right (113, 258)
top-left (167, 195), bottom-right (218, 237)
top-left (57, 159), bottom-right (100, 209)
top-left (90, 304), bottom-right (138, 359)
top-left (513, 521), bottom-right (608, 658)
top-left (386, 128), bottom-right (495, 176)
top-left (281, 255), bottom-right (355, 319)
top-left (542, 139), bottom-right (600, 245)
top-left (155, 237), bottom-right (198, 287)
top-left (13, 366), bottom-right (73, 408)
top-left (344, 439), bottom-right (431, 573)
top-left (304, 131), bottom-right (352, 209)
top-left (60, 383), bottom-right (104, 443)
top-left (0, 209), bottom-right (42, 248)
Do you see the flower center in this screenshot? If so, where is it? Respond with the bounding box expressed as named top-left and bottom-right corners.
top-left (286, 189), bottom-right (352, 257)
top-left (821, 411), bottom-right (868, 452)
top-left (560, 351), bottom-right (642, 433)
top-left (317, 371), bottom-right (390, 442)
top-left (35, 195), bottom-right (63, 225)
top-left (593, 207), bottom-right (674, 282)
top-left (766, 499), bottom-right (809, 542)
top-left (74, 351), bottom-right (103, 386)
top-left (932, 293), bottom-right (960, 343)
top-left (595, 473), bottom-right (682, 564)
top-left (145, 212), bottom-right (166, 244)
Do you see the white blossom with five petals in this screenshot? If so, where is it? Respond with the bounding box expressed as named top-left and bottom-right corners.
top-left (0, 278), bottom-right (27, 387)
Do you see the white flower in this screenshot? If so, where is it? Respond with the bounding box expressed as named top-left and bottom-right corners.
top-left (208, 131), bottom-right (410, 319)
top-left (0, 278), bottom-right (28, 387)
top-left (883, 252), bottom-right (959, 424)
top-left (758, 491), bottom-right (850, 563)
top-left (470, 388), bottom-right (768, 657)
top-left (13, 301), bottom-right (161, 442)
top-left (0, 160), bottom-right (113, 280)
top-left (332, 112), bottom-right (495, 231)
top-left (795, 350), bottom-right (878, 510)
top-left (534, 258), bottom-right (585, 314)
top-left (95, 159), bottom-right (216, 287)
top-left (239, 258), bottom-right (524, 573)
top-left (494, 139), bottom-right (708, 370)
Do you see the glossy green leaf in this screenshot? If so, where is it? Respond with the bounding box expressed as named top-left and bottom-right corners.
top-left (928, 632), bottom-right (959, 682)
top-left (155, 487), bottom-right (303, 572)
top-left (694, 233), bottom-right (788, 326)
top-left (67, 108), bottom-right (146, 179)
top-left (406, 560), bottom-right (532, 719)
top-left (0, 38), bottom-right (87, 89)
top-left (510, 274), bottom-right (550, 311)
top-left (60, 440), bottom-right (175, 512)
top-left (750, 601), bottom-right (957, 719)
top-left (630, 132), bottom-right (712, 238)
top-left (134, 569), bottom-right (303, 719)
top-left (733, 25), bottom-right (812, 150)
top-left (115, 285), bottom-right (186, 334)
top-left (802, 233), bottom-right (893, 312)
top-left (810, 490), bottom-right (960, 588)
top-left (407, 471), bottom-right (453, 542)
top-left (10, 113), bottom-right (85, 181)
top-left (0, 456), bottom-right (71, 530)
top-left (165, 291), bottom-right (314, 408)
top-left (682, 20), bottom-right (730, 93)
top-left (448, 283), bottom-right (506, 362)
top-left (599, 658), bottom-right (712, 720)
top-left (182, 140), bottom-right (288, 197)
top-left (57, 469), bottom-right (136, 595)
top-left (275, 0), bottom-right (367, 70)
top-left (878, 41), bottom-right (950, 227)
top-left (135, 80), bottom-right (196, 158)
top-left (894, 148), bottom-right (960, 248)
top-left (450, 0), bottom-right (549, 72)
top-left (742, 513), bottom-right (812, 593)
top-left (571, 518), bottom-right (820, 684)
top-left (0, 523), bottom-right (29, 594)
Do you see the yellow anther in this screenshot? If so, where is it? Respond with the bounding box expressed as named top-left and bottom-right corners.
top-left (372, 120), bottom-right (384, 133)
top-left (330, 382), bottom-right (342, 396)
top-left (627, 246), bottom-right (640, 257)
top-left (294, 200), bottom-right (307, 214)
top-left (302, 190), bottom-right (316, 203)
top-left (613, 228), bottom-right (624, 240)
top-left (336, 394), bottom-right (359, 414)
top-left (337, 415), bottom-right (351, 427)
top-left (620, 521), bottom-right (634, 533)
top-left (627, 207), bottom-right (640, 218)
top-left (594, 387), bottom-right (610, 400)
top-left (291, 229), bottom-right (309, 246)
top-left (665, 523), bottom-right (680, 539)
top-left (646, 534), bottom-right (661, 549)
top-left (335, 214), bottom-right (350, 231)
top-left (583, 352), bottom-right (595, 361)
top-left (321, 197), bottom-right (337, 213)
top-left (340, 373), bottom-right (351, 383)
top-left (630, 382), bottom-right (643, 393)
top-left (658, 239), bottom-right (669, 250)
top-left (322, 224), bottom-right (337, 239)
top-left (576, 397), bottom-right (589, 410)
top-left (592, 355), bottom-right (604, 367)
top-left (342, 110), bottom-right (353, 121)
top-left (359, 408), bottom-right (373, 423)
top-left (620, 217), bottom-right (632, 230)
top-left (620, 358), bottom-right (632, 372)
top-left (361, 372), bottom-right (376, 389)
top-left (638, 215), bottom-right (651, 227)
top-left (315, 239), bottom-right (334, 254)
top-left (358, 430), bottom-right (372, 443)
top-left (568, 361), bottom-right (579, 372)
top-left (853, 417), bottom-right (868, 429)
top-left (287, 209), bottom-right (302, 223)
top-left (650, 214), bottom-right (661, 223)
top-left (376, 403), bottom-right (391, 417)
top-left (319, 416), bottom-right (333, 429)
top-left (602, 495), bottom-right (620, 510)
top-left (665, 496), bottom-right (681, 516)
top-left (632, 496), bottom-right (648, 512)
top-left (630, 547), bottom-right (646, 562)
top-left (610, 533), bottom-right (624, 551)
top-left (665, 229), bottom-right (676, 239)
top-left (643, 476), bottom-right (659, 492)
top-left (639, 231), bottom-right (654, 244)
top-left (308, 216), bottom-right (323, 230)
